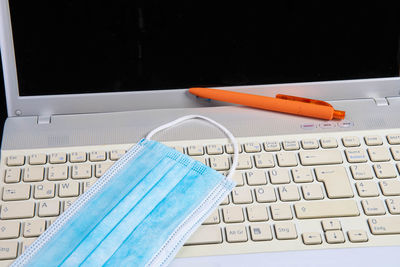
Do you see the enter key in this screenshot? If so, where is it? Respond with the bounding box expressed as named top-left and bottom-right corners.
top-left (315, 166), bottom-right (354, 198)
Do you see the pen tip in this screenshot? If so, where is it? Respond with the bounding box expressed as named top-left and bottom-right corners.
top-left (333, 110), bottom-right (345, 120)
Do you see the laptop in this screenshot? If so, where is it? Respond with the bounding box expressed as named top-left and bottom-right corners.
top-left (1, 1), bottom-right (400, 266)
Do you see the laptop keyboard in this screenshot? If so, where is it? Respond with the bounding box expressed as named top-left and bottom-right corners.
top-left (1, 129), bottom-right (400, 264)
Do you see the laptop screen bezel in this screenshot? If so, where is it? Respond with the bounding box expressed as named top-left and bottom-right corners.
top-left (1, 0), bottom-right (400, 118)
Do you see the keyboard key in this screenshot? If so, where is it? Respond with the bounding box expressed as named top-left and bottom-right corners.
top-left (386, 198), bottom-right (400, 214)
top-left (299, 150), bottom-right (343, 166)
top-left (38, 200), bottom-right (60, 217)
top-left (2, 184), bottom-right (31, 201)
top-left (368, 147), bottom-right (391, 162)
top-left (187, 145), bottom-right (204, 156)
top-left (350, 164), bottom-right (373, 180)
top-left (301, 139), bottom-right (319, 149)
top-left (269, 169), bottom-right (290, 184)
top-left (373, 163), bottom-right (397, 178)
top-left (0, 201), bottom-right (35, 219)
top-left (225, 225), bottom-right (248, 243)
top-left (282, 140), bottom-right (299, 151)
top-left (63, 198), bottom-right (77, 211)
top-left (231, 188), bottom-right (253, 204)
top-left (49, 153), bottom-right (67, 164)
top-left (0, 240), bottom-right (18, 260)
top-left (254, 154), bottom-right (275, 168)
top-left (29, 153), bottom-right (47, 165)
top-left (0, 221), bottom-right (20, 239)
top-left (387, 134), bottom-right (400, 145)
top-left (342, 136), bottom-right (360, 147)
top-left (264, 141), bottom-right (280, 152)
top-left (315, 166), bottom-right (353, 198)
top-left (70, 152), bottom-right (87, 163)
top-left (294, 200), bottom-right (359, 219)
top-left (368, 217), bottom-right (400, 235)
top-left (6, 155), bottom-right (25, 166)
top-left (223, 206), bottom-right (244, 223)
top-left (345, 148), bottom-right (368, 163)
top-left (355, 181), bottom-right (379, 197)
top-left (254, 186), bottom-right (276, 203)
top-left (21, 238), bottom-right (36, 253)
top-left (34, 183), bottom-right (55, 199)
top-left (185, 225), bottom-right (222, 245)
top-left (203, 209), bottom-right (220, 225)
top-left (250, 224), bottom-right (272, 241)
top-left (325, 230), bottom-right (345, 244)
top-left (364, 135), bottom-right (383, 146)
top-left (244, 142), bottom-right (261, 153)
top-left (302, 184), bottom-right (324, 200)
top-left (23, 219), bottom-right (46, 237)
top-left (24, 166), bottom-right (45, 182)
top-left (270, 203), bottom-right (292, 220)
top-left (246, 170), bottom-right (267, 185)
top-left (276, 152), bottom-right (297, 167)
top-left (234, 155), bottom-right (253, 170)
top-left (361, 199), bottom-right (386, 216)
top-left (274, 222), bottom-right (297, 240)
top-left (83, 179), bottom-right (97, 193)
top-left (246, 205), bottom-right (269, 222)
top-left (291, 168), bottom-right (313, 183)
top-left (390, 146), bottom-right (400, 161)
top-left (209, 156), bottom-right (230, 171)
top-left (72, 164), bottom-right (92, 179)
top-left (4, 168), bottom-right (21, 183)
top-left (48, 165), bottom-right (68, 181)
top-left (320, 137), bottom-right (338, 148)
top-left (380, 180), bottom-right (400, 196)
top-left (321, 219), bottom-right (341, 231)
top-left (89, 151), bottom-right (106, 162)
top-left (59, 181), bottom-right (80, 197)
top-left (278, 185), bottom-right (300, 201)
top-left (95, 162), bottom-right (113, 178)
top-left (302, 232), bottom-right (322, 245)
top-left (110, 149), bottom-right (126, 160)
top-left (231, 172), bottom-right (244, 186)
top-left (225, 143), bottom-right (242, 154)
top-left (347, 230), bottom-right (368, 243)
top-left (206, 144), bottom-right (223, 155)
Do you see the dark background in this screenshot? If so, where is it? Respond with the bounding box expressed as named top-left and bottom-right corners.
top-left (1, 1), bottom-right (400, 137)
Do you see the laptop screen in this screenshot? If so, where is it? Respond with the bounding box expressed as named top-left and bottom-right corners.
top-left (9, 2), bottom-right (400, 96)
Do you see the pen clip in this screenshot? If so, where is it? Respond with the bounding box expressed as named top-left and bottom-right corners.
top-left (275, 94), bottom-right (333, 107)
top-left (276, 94), bottom-right (345, 120)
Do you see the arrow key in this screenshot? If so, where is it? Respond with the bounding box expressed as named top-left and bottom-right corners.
top-left (302, 232), bottom-right (322, 245)
top-left (347, 230), bottom-right (368, 243)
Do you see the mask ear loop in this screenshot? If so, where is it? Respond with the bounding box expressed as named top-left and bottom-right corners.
top-left (145, 115), bottom-right (238, 180)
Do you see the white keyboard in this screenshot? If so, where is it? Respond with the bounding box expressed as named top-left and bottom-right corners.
top-left (1, 129), bottom-right (400, 265)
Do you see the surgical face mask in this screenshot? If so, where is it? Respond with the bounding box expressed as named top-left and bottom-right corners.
top-left (12, 115), bottom-right (238, 267)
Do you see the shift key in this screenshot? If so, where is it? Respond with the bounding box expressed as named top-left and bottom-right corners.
top-left (185, 225), bottom-right (222, 245)
top-left (295, 200), bottom-right (359, 219)
top-left (1, 201), bottom-right (35, 219)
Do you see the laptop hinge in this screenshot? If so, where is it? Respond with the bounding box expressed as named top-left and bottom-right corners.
top-left (373, 97), bottom-right (389, 106)
top-left (37, 115), bottom-right (52, 124)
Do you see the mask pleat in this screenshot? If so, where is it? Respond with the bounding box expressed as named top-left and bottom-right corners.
top-left (102, 164), bottom-right (223, 266)
top-left (26, 140), bottom-right (165, 266)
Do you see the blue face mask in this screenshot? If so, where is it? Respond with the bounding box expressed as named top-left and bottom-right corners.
top-left (12, 115), bottom-right (238, 267)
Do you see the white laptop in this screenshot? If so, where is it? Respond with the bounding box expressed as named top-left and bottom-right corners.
top-left (1, 1), bottom-right (400, 266)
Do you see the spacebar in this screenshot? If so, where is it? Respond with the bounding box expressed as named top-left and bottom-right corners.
top-left (294, 200), bottom-right (360, 219)
top-left (184, 225), bottom-right (222, 245)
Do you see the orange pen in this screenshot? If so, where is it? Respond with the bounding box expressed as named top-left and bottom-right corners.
top-left (189, 87), bottom-right (345, 120)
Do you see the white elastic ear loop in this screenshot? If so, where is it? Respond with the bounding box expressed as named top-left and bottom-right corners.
top-left (145, 115), bottom-right (238, 180)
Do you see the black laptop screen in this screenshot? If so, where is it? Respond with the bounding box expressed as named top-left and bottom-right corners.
top-left (9, 2), bottom-right (400, 96)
